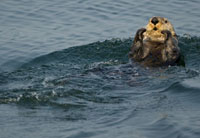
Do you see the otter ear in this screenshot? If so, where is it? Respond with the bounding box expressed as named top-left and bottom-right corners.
top-left (149, 17), bottom-right (153, 22)
top-left (163, 18), bottom-right (168, 23)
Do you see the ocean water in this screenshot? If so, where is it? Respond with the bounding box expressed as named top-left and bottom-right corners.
top-left (0, 0), bottom-right (200, 138)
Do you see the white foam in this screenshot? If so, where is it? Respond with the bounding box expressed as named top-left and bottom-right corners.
top-left (181, 77), bottom-right (200, 89)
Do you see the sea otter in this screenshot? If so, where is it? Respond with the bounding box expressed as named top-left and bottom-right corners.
top-left (129, 17), bottom-right (180, 67)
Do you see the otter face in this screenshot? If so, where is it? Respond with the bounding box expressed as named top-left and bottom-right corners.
top-left (144, 17), bottom-right (176, 42)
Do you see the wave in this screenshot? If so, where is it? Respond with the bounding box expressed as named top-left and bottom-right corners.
top-left (0, 36), bottom-right (200, 106)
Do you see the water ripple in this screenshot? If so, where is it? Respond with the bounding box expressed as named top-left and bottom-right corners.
top-left (1, 0), bottom-right (200, 137)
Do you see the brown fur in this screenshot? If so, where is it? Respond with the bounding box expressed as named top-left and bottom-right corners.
top-left (129, 17), bottom-right (180, 67)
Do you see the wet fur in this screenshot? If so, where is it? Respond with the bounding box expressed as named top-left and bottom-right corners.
top-left (129, 17), bottom-right (180, 67)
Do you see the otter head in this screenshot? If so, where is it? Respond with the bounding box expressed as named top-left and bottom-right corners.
top-left (143, 17), bottom-right (176, 42)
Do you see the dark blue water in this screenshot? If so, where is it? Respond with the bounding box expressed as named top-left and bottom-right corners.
top-left (1, 0), bottom-right (200, 138)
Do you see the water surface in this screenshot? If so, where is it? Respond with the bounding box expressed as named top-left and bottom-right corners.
top-left (0, 0), bottom-right (200, 138)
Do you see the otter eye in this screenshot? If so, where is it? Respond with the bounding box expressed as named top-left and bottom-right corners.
top-left (165, 20), bottom-right (168, 23)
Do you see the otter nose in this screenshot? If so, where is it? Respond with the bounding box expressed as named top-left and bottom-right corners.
top-left (151, 17), bottom-right (159, 25)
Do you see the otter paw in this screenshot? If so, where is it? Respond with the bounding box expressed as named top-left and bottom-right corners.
top-left (161, 30), bottom-right (172, 40)
top-left (136, 28), bottom-right (146, 40)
